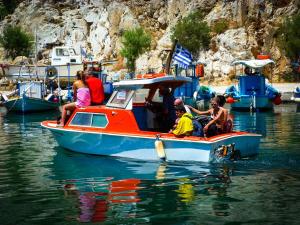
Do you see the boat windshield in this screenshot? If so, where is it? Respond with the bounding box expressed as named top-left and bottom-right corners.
top-left (69, 48), bottom-right (77, 56)
top-left (106, 89), bottom-right (135, 109)
top-left (56, 48), bottom-right (70, 56)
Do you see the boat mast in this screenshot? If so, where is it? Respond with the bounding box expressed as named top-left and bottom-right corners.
top-left (34, 26), bottom-right (38, 79)
top-left (165, 40), bottom-right (178, 75)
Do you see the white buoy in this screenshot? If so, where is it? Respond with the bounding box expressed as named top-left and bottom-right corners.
top-left (155, 135), bottom-right (166, 160)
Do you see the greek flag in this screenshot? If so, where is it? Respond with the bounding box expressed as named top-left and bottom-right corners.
top-left (173, 44), bottom-right (193, 69)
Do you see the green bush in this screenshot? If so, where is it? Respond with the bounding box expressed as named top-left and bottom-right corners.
top-left (0, 25), bottom-right (34, 59)
top-left (171, 10), bottom-right (211, 56)
top-left (120, 27), bottom-right (151, 72)
top-left (212, 18), bottom-right (229, 34)
top-left (278, 14), bottom-right (300, 61)
top-left (0, 0), bottom-right (19, 20)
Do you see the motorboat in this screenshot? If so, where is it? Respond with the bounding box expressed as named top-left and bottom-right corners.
top-left (6, 47), bottom-right (83, 79)
top-left (41, 75), bottom-right (261, 162)
top-left (225, 59), bottom-right (281, 111)
top-left (291, 87), bottom-right (300, 102)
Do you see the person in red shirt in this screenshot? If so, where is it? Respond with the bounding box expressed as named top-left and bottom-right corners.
top-left (85, 69), bottom-right (105, 105)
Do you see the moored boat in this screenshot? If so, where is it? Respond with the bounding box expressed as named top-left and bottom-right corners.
top-left (225, 59), bottom-right (281, 111)
top-left (6, 46), bottom-right (83, 79)
top-left (3, 80), bottom-right (60, 113)
top-left (41, 75), bottom-right (261, 162)
top-left (291, 87), bottom-right (300, 102)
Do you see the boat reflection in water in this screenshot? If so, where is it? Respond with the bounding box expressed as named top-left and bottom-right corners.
top-left (53, 149), bottom-right (232, 223)
top-left (231, 111), bottom-right (269, 137)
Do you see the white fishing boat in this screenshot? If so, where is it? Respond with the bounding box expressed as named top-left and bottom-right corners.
top-left (6, 46), bottom-right (83, 79)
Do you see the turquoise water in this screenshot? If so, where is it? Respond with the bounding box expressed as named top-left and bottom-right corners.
top-left (0, 106), bottom-right (300, 225)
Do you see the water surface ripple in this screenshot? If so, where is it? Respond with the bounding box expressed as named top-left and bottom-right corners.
top-left (0, 108), bottom-right (300, 224)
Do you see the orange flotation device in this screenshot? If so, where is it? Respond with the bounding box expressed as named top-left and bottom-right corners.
top-left (136, 73), bottom-right (166, 79)
top-left (195, 64), bottom-right (204, 77)
top-left (257, 54), bottom-right (271, 60)
top-left (226, 96), bottom-right (235, 104)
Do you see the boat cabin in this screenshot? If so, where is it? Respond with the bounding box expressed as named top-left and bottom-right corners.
top-left (50, 47), bottom-right (82, 66)
top-left (231, 59), bottom-right (275, 96)
top-left (17, 81), bottom-right (45, 98)
top-left (66, 76), bottom-right (192, 133)
top-left (111, 76), bottom-right (192, 131)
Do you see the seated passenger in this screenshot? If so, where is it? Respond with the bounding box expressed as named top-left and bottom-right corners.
top-left (217, 95), bottom-right (233, 133)
top-left (174, 98), bottom-right (191, 114)
top-left (188, 97), bottom-right (226, 137)
top-left (170, 105), bottom-right (194, 137)
top-left (146, 85), bottom-right (176, 132)
top-left (59, 71), bottom-right (91, 126)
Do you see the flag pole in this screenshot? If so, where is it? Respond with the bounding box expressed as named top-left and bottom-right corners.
top-left (165, 39), bottom-right (178, 75)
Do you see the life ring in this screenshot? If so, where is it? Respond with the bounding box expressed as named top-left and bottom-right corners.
top-left (195, 64), bottom-right (204, 77)
top-left (257, 54), bottom-right (271, 60)
top-left (45, 66), bottom-right (58, 80)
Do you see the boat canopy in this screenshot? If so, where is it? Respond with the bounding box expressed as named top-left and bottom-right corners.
top-left (113, 76), bottom-right (192, 90)
top-left (231, 59), bottom-right (275, 69)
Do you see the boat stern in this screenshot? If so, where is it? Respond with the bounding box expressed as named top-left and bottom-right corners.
top-left (208, 132), bottom-right (261, 161)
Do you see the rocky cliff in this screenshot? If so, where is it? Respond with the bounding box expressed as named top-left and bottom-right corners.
top-left (0, 0), bottom-right (299, 81)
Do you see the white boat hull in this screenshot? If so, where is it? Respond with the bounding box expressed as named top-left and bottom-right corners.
top-left (7, 64), bottom-right (83, 79)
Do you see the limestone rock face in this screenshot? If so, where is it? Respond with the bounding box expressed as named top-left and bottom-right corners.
top-left (0, 0), bottom-right (298, 80)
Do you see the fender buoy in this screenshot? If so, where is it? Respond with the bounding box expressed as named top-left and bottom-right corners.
top-left (155, 135), bottom-right (166, 160)
top-left (195, 64), bottom-right (204, 77)
top-left (45, 66), bottom-right (58, 80)
top-left (257, 54), bottom-right (271, 60)
top-left (273, 95), bottom-right (282, 105)
top-left (226, 96), bottom-right (235, 104)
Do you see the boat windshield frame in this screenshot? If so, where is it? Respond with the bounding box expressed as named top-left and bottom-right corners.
top-left (106, 89), bottom-right (135, 109)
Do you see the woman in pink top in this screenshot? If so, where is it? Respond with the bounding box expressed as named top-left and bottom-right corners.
top-left (59, 71), bottom-right (91, 126)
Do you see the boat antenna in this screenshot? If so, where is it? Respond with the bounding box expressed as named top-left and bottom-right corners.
top-left (165, 39), bottom-right (178, 75)
top-left (34, 26), bottom-right (38, 80)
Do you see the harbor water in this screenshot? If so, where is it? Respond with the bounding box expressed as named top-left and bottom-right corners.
top-left (0, 105), bottom-right (299, 225)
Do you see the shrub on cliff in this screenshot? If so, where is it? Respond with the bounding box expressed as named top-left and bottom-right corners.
top-left (212, 18), bottom-right (229, 34)
top-left (0, 25), bottom-right (33, 59)
top-left (171, 11), bottom-right (211, 57)
top-left (120, 27), bottom-right (151, 72)
top-left (278, 13), bottom-right (300, 61)
top-left (0, 0), bottom-right (20, 20)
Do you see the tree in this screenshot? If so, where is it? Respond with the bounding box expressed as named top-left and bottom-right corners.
top-left (278, 13), bottom-right (300, 61)
top-left (0, 25), bottom-right (34, 59)
top-left (120, 27), bottom-right (151, 72)
top-left (171, 11), bottom-right (211, 57)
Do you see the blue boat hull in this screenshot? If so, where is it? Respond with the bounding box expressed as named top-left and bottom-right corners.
top-left (231, 95), bottom-right (273, 111)
top-left (4, 96), bottom-right (59, 113)
top-left (291, 88), bottom-right (300, 102)
top-left (45, 125), bottom-right (261, 162)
